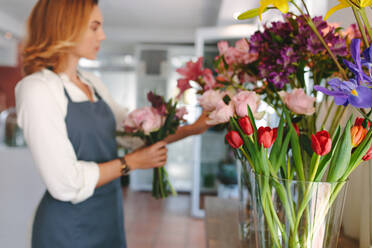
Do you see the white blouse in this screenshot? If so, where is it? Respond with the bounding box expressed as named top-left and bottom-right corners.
top-left (15, 68), bottom-right (128, 204)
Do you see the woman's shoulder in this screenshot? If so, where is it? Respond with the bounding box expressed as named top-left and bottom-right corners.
top-left (15, 69), bottom-right (64, 103)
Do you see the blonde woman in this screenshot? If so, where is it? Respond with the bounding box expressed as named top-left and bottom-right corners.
top-left (16, 0), bottom-right (210, 247)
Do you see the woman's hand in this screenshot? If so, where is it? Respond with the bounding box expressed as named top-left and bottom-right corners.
top-left (189, 111), bottom-right (212, 135)
top-left (125, 141), bottom-right (168, 170)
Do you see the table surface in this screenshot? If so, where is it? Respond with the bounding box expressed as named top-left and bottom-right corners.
top-left (204, 196), bottom-right (253, 248)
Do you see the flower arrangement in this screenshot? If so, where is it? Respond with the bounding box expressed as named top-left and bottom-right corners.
top-left (121, 91), bottom-right (187, 199)
top-left (225, 106), bottom-right (372, 247)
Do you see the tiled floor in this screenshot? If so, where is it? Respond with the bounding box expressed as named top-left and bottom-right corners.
top-left (122, 188), bottom-right (358, 248)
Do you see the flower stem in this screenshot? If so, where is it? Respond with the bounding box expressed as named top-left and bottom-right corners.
top-left (359, 8), bottom-right (372, 47)
top-left (352, 6), bottom-right (370, 48)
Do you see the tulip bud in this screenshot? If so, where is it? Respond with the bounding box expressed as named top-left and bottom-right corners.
top-left (238, 116), bottom-right (254, 135)
top-left (363, 144), bottom-right (372, 161)
top-left (354, 117), bottom-right (371, 129)
top-left (350, 125), bottom-right (368, 147)
top-left (311, 130), bottom-right (332, 156)
top-left (257, 126), bottom-right (277, 148)
top-left (225, 130), bottom-right (243, 149)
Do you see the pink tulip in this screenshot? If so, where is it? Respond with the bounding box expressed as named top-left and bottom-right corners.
top-left (231, 91), bottom-right (260, 118)
top-left (279, 89), bottom-right (315, 115)
top-left (206, 101), bottom-right (234, 125)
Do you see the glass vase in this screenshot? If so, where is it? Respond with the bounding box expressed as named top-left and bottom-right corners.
top-left (237, 159), bottom-right (257, 247)
top-left (251, 172), bottom-right (349, 248)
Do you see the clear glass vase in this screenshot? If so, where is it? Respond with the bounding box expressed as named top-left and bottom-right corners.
top-left (251, 172), bottom-right (349, 248)
top-left (237, 159), bottom-right (257, 247)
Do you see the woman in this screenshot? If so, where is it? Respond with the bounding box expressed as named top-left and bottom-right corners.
top-left (15, 0), bottom-right (210, 247)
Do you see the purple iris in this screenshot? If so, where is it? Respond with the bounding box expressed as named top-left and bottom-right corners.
top-left (314, 39), bottom-right (372, 108)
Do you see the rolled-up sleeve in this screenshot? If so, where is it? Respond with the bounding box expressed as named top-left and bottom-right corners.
top-left (15, 77), bottom-right (99, 204)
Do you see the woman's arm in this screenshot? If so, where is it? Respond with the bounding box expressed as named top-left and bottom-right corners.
top-left (96, 141), bottom-right (167, 187)
top-left (164, 111), bottom-right (211, 144)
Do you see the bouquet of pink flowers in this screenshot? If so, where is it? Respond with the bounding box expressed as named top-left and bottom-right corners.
top-left (121, 91), bottom-right (187, 199)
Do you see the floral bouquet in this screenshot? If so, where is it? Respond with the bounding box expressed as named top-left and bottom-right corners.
top-left (121, 91), bottom-right (187, 199)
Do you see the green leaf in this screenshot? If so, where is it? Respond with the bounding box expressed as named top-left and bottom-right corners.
top-left (237, 8), bottom-right (261, 20)
top-left (269, 113), bottom-right (285, 168)
top-left (326, 119), bottom-right (352, 182)
top-left (247, 105), bottom-right (258, 141)
top-left (284, 108), bottom-right (305, 181)
top-left (299, 134), bottom-right (313, 158)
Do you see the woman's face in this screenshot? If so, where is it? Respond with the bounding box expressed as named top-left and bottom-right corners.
top-left (73, 6), bottom-right (106, 60)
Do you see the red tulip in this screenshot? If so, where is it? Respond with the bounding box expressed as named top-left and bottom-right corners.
top-left (257, 126), bottom-right (277, 148)
top-left (311, 130), bottom-right (332, 156)
top-left (225, 131), bottom-right (243, 149)
top-left (238, 116), bottom-right (254, 135)
top-left (363, 144), bottom-right (372, 161)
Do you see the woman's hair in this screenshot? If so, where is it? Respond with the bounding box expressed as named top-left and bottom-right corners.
top-left (23, 0), bottom-right (99, 75)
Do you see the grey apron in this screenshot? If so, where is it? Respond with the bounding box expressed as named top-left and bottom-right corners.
top-left (32, 81), bottom-right (126, 248)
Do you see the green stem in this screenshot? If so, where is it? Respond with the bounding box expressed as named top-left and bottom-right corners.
top-left (352, 6), bottom-right (369, 48)
top-left (158, 167), bottom-right (166, 198)
top-left (163, 168), bottom-right (177, 196)
top-left (310, 155), bottom-right (321, 181)
top-left (321, 100), bottom-right (334, 130)
top-left (359, 8), bottom-right (372, 46)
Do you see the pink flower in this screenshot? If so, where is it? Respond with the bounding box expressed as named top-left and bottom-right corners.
top-left (176, 107), bottom-right (188, 120)
top-left (206, 101), bottom-right (234, 125)
top-left (199, 90), bottom-right (225, 112)
top-left (177, 78), bottom-right (192, 98)
top-left (235, 39), bottom-right (259, 64)
top-left (176, 57), bottom-right (204, 81)
top-left (231, 91), bottom-right (261, 118)
top-left (202, 68), bottom-right (217, 90)
top-left (124, 107), bottom-right (164, 135)
top-left (218, 41), bottom-right (229, 55)
top-left (224, 47), bottom-right (240, 65)
top-left (279, 89), bottom-right (315, 115)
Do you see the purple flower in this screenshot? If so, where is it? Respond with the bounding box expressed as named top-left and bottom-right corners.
top-left (315, 39), bottom-right (372, 108)
top-left (315, 78), bottom-right (372, 108)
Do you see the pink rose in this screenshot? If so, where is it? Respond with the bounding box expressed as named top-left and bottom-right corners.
top-left (124, 107), bottom-right (164, 135)
top-left (279, 89), bottom-right (315, 115)
top-left (206, 101), bottom-right (234, 125)
top-left (202, 68), bottom-right (217, 90)
top-left (199, 90), bottom-right (225, 112)
top-left (176, 107), bottom-right (188, 120)
top-left (231, 91), bottom-right (260, 118)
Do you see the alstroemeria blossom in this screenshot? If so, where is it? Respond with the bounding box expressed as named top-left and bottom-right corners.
top-left (258, 0), bottom-right (289, 20)
top-left (279, 89), bottom-right (316, 115)
top-left (325, 0), bottom-right (372, 20)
